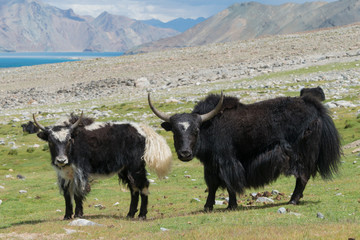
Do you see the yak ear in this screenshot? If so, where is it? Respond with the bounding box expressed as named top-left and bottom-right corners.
top-left (37, 131), bottom-right (49, 141)
top-left (161, 122), bottom-right (172, 131)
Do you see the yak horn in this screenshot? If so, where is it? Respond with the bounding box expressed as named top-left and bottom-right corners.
top-left (200, 91), bottom-right (224, 123)
top-left (148, 93), bottom-right (171, 122)
top-left (33, 114), bottom-right (47, 132)
top-left (70, 111), bottom-right (83, 130)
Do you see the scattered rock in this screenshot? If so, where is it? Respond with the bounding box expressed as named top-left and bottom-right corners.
top-left (215, 200), bottom-right (225, 205)
top-left (256, 197), bottom-right (274, 203)
top-left (277, 207), bottom-right (287, 214)
top-left (0, 200), bottom-right (2, 205)
top-left (135, 77), bottom-right (150, 88)
top-left (191, 198), bottom-right (201, 202)
top-left (0, 185), bottom-right (4, 189)
top-left (317, 212), bottom-right (324, 219)
top-left (271, 190), bottom-right (280, 195)
top-left (113, 202), bottom-right (119, 206)
top-left (64, 228), bottom-right (77, 234)
top-left (160, 227), bottom-right (169, 232)
top-left (19, 190), bottom-right (27, 194)
top-left (94, 204), bottom-right (105, 210)
top-left (68, 219), bottom-right (103, 226)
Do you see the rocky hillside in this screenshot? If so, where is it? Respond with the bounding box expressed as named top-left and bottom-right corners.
top-left (0, 0), bottom-right (178, 52)
top-left (131, 0), bottom-right (360, 53)
top-left (0, 23), bottom-right (359, 119)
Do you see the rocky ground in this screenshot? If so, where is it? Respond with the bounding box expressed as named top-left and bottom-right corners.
top-left (0, 24), bottom-right (359, 122)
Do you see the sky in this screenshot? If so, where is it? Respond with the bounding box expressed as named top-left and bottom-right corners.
top-left (42, 0), bottom-right (337, 22)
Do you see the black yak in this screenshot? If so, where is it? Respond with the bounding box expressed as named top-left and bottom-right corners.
top-left (21, 121), bottom-right (39, 134)
top-left (33, 113), bottom-right (172, 219)
top-left (300, 86), bottom-right (325, 101)
top-left (148, 92), bottom-right (341, 211)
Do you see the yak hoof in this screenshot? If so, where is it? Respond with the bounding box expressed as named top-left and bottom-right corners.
top-left (288, 199), bottom-right (299, 205)
top-left (63, 215), bottom-right (72, 220)
top-left (226, 204), bottom-right (238, 211)
top-left (204, 206), bottom-right (213, 212)
top-left (74, 214), bottom-right (83, 218)
top-left (138, 215), bottom-right (147, 220)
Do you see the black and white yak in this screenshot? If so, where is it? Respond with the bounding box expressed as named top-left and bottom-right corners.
top-left (148, 92), bottom-right (341, 211)
top-left (33, 113), bottom-right (172, 219)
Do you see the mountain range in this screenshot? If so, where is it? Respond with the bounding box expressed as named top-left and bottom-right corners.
top-left (141, 17), bottom-right (206, 32)
top-left (1, 0), bottom-right (360, 53)
top-left (131, 0), bottom-right (360, 53)
top-left (0, 0), bottom-right (179, 52)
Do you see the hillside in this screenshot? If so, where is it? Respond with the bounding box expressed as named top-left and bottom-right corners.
top-left (131, 0), bottom-right (360, 53)
top-left (142, 17), bottom-right (206, 32)
top-left (0, 0), bottom-right (178, 52)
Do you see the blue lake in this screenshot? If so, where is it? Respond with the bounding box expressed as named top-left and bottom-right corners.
top-left (0, 52), bottom-right (124, 68)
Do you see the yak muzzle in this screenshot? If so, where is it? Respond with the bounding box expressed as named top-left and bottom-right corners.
top-left (55, 156), bottom-right (69, 167)
top-left (178, 150), bottom-right (193, 162)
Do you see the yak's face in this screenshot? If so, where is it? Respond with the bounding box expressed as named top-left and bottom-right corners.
top-left (161, 113), bottom-right (202, 162)
top-left (37, 126), bottom-right (73, 167)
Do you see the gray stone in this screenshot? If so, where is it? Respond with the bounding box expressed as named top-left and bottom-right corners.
top-left (256, 197), bottom-right (274, 203)
top-left (68, 219), bottom-right (103, 226)
top-left (277, 207), bottom-right (286, 214)
top-left (135, 77), bottom-right (150, 88)
top-left (317, 212), bottom-right (324, 219)
top-left (19, 190), bottom-right (27, 194)
top-left (271, 190), bottom-right (280, 195)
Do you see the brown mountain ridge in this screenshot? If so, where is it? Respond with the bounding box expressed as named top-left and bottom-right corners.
top-left (130, 0), bottom-right (360, 53)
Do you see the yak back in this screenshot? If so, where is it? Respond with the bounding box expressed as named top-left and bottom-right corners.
top-left (67, 113), bottom-right (94, 127)
top-left (192, 94), bottom-right (242, 115)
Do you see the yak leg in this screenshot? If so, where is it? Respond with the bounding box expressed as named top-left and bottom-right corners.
top-left (127, 185), bottom-right (140, 218)
top-left (74, 194), bottom-right (84, 218)
top-left (204, 168), bottom-right (220, 212)
top-left (226, 189), bottom-right (238, 210)
top-left (289, 175), bottom-right (310, 205)
top-left (62, 183), bottom-right (73, 220)
top-left (138, 192), bottom-right (148, 220)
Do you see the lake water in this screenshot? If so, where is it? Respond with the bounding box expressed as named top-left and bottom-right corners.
top-left (0, 52), bottom-right (124, 68)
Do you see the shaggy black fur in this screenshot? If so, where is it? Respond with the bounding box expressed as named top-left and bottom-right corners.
top-left (300, 86), bottom-right (325, 101)
top-left (160, 93), bottom-right (341, 211)
top-left (21, 121), bottom-right (39, 134)
top-left (37, 114), bottom-right (150, 219)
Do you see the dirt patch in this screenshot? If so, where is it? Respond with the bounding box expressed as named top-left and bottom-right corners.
top-left (343, 140), bottom-right (360, 150)
top-left (0, 232), bottom-right (66, 240)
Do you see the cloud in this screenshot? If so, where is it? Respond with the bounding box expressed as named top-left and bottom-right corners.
top-left (43, 0), bottom-right (225, 21)
top-left (42, 0), bottom-right (336, 22)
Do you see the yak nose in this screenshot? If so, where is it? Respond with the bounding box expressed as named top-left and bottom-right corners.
top-left (178, 150), bottom-right (192, 161)
top-left (56, 156), bottom-right (68, 165)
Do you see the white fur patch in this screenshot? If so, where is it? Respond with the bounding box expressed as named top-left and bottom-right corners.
top-left (53, 129), bottom-right (71, 142)
top-left (179, 122), bottom-right (190, 131)
top-left (85, 121), bottom-right (146, 138)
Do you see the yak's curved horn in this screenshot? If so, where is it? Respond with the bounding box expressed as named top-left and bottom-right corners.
top-left (200, 91), bottom-right (224, 123)
top-left (33, 114), bottom-right (47, 132)
top-left (70, 111), bottom-right (83, 130)
top-left (148, 93), bottom-right (171, 122)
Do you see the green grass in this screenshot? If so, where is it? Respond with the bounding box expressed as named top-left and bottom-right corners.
top-left (0, 62), bottom-right (360, 239)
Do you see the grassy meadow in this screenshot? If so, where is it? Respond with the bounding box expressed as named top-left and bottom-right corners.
top-left (0, 62), bottom-right (360, 240)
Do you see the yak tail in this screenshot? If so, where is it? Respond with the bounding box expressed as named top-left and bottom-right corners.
top-left (317, 110), bottom-right (342, 179)
top-left (139, 124), bottom-right (172, 179)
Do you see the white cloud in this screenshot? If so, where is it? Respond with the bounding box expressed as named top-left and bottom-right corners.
top-left (42, 0), bottom-right (336, 22)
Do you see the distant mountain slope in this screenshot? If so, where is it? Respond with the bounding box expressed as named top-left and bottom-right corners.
top-left (130, 0), bottom-right (360, 53)
top-left (142, 17), bottom-right (206, 32)
top-left (0, 0), bottom-right (179, 52)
